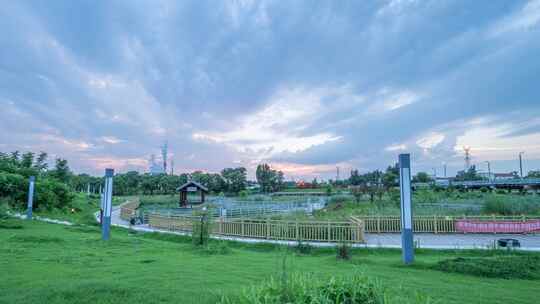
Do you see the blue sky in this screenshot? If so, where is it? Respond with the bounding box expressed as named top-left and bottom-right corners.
top-left (1, 0), bottom-right (540, 179)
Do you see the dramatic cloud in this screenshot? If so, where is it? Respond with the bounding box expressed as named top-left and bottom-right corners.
top-left (1, 0), bottom-right (539, 179)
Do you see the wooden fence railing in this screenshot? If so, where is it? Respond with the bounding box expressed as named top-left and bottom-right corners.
top-left (119, 199), bottom-right (141, 221)
top-left (147, 213), bottom-right (365, 243)
top-left (355, 215), bottom-right (540, 234)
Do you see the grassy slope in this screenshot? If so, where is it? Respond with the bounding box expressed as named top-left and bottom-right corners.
top-left (1, 219), bottom-right (539, 304)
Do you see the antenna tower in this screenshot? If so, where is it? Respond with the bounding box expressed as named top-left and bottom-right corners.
top-left (161, 141), bottom-right (168, 174)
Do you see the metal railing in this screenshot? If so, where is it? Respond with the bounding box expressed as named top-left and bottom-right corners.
top-left (147, 212), bottom-right (365, 243)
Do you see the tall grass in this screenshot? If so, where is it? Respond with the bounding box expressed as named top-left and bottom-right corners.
top-left (483, 195), bottom-right (540, 215)
top-left (219, 272), bottom-right (431, 304)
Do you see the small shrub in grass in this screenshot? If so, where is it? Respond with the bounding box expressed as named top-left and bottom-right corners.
top-left (0, 220), bottom-right (23, 229)
top-left (336, 242), bottom-right (352, 260)
top-left (434, 256), bottom-right (540, 280)
top-left (295, 241), bottom-right (313, 255)
top-left (201, 241), bottom-right (231, 255)
top-left (219, 272), bottom-right (387, 304)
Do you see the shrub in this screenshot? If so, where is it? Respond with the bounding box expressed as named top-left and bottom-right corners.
top-left (0, 172), bottom-right (74, 211)
top-left (201, 241), bottom-right (231, 255)
top-left (219, 272), bottom-right (388, 304)
top-left (434, 256), bottom-right (540, 280)
top-left (336, 242), bottom-right (352, 260)
top-left (295, 241), bottom-right (313, 255)
top-left (479, 187), bottom-right (489, 193)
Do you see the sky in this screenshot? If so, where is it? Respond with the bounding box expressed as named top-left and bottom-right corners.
top-left (1, 0), bottom-right (540, 180)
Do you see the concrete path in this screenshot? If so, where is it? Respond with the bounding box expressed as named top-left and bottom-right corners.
top-left (108, 203), bottom-right (540, 251)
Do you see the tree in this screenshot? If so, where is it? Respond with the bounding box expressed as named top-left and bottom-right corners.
top-left (20, 152), bottom-right (34, 168)
top-left (412, 172), bottom-right (432, 183)
top-left (255, 164), bottom-right (285, 193)
top-left (527, 170), bottom-right (540, 178)
top-left (455, 165), bottom-right (482, 181)
top-left (51, 158), bottom-right (71, 184)
top-left (34, 152), bottom-right (48, 173)
top-left (221, 167), bottom-right (247, 194)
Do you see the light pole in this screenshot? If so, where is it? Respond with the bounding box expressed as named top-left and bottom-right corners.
top-left (519, 152), bottom-right (525, 178)
top-left (485, 161), bottom-right (491, 182)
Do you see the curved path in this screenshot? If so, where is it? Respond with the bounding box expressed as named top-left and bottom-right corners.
top-left (108, 203), bottom-right (540, 251)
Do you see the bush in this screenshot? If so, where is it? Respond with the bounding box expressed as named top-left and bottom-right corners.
top-left (434, 256), bottom-right (540, 280)
top-left (295, 241), bottom-right (313, 255)
top-left (219, 272), bottom-right (388, 304)
top-left (0, 172), bottom-right (74, 211)
top-left (336, 242), bottom-right (352, 260)
top-left (200, 241), bottom-right (231, 255)
top-left (35, 179), bottom-right (74, 210)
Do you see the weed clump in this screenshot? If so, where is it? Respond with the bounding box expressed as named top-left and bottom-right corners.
top-left (219, 272), bottom-right (429, 304)
top-left (199, 241), bottom-right (231, 255)
top-left (0, 219), bottom-right (23, 230)
top-left (295, 241), bottom-right (313, 255)
top-left (336, 242), bottom-right (352, 260)
top-left (9, 235), bottom-right (64, 244)
top-left (434, 256), bottom-right (540, 280)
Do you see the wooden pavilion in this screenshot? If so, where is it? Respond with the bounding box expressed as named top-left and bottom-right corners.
top-left (177, 181), bottom-right (208, 207)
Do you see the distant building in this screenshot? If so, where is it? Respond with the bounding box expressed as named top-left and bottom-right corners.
top-left (494, 172), bottom-right (518, 180)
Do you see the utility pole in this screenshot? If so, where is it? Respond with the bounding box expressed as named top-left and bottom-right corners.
top-left (519, 152), bottom-right (525, 178)
top-left (485, 161), bottom-right (491, 181)
top-left (443, 162), bottom-right (447, 178)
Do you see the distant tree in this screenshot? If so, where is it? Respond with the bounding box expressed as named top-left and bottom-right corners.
top-left (256, 164), bottom-right (283, 192)
top-left (51, 158), bottom-right (71, 184)
top-left (34, 152), bottom-right (48, 173)
top-left (527, 170), bottom-right (540, 178)
top-left (221, 167), bottom-right (247, 194)
top-left (455, 165), bottom-right (482, 181)
top-left (412, 172), bottom-right (432, 183)
top-left (20, 152), bottom-right (34, 168)
top-left (382, 163), bottom-right (399, 188)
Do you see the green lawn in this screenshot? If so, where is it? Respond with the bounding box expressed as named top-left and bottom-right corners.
top-left (1, 218), bottom-right (539, 304)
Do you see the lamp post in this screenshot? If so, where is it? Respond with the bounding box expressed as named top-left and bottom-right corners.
top-left (519, 152), bottom-right (525, 178)
top-left (102, 168), bottom-right (114, 241)
top-left (399, 154), bottom-right (414, 264)
top-left (27, 176), bottom-right (35, 220)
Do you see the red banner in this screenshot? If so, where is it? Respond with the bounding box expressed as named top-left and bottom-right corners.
top-left (456, 220), bottom-right (540, 233)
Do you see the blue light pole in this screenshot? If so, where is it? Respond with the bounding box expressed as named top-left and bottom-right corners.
top-left (101, 168), bottom-right (114, 241)
top-left (399, 154), bottom-right (414, 264)
top-left (26, 176), bottom-right (35, 220)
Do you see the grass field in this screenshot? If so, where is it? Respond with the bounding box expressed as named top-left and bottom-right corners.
top-left (1, 218), bottom-right (539, 304)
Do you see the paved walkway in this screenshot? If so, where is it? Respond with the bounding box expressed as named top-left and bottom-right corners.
top-left (108, 204), bottom-right (540, 251)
